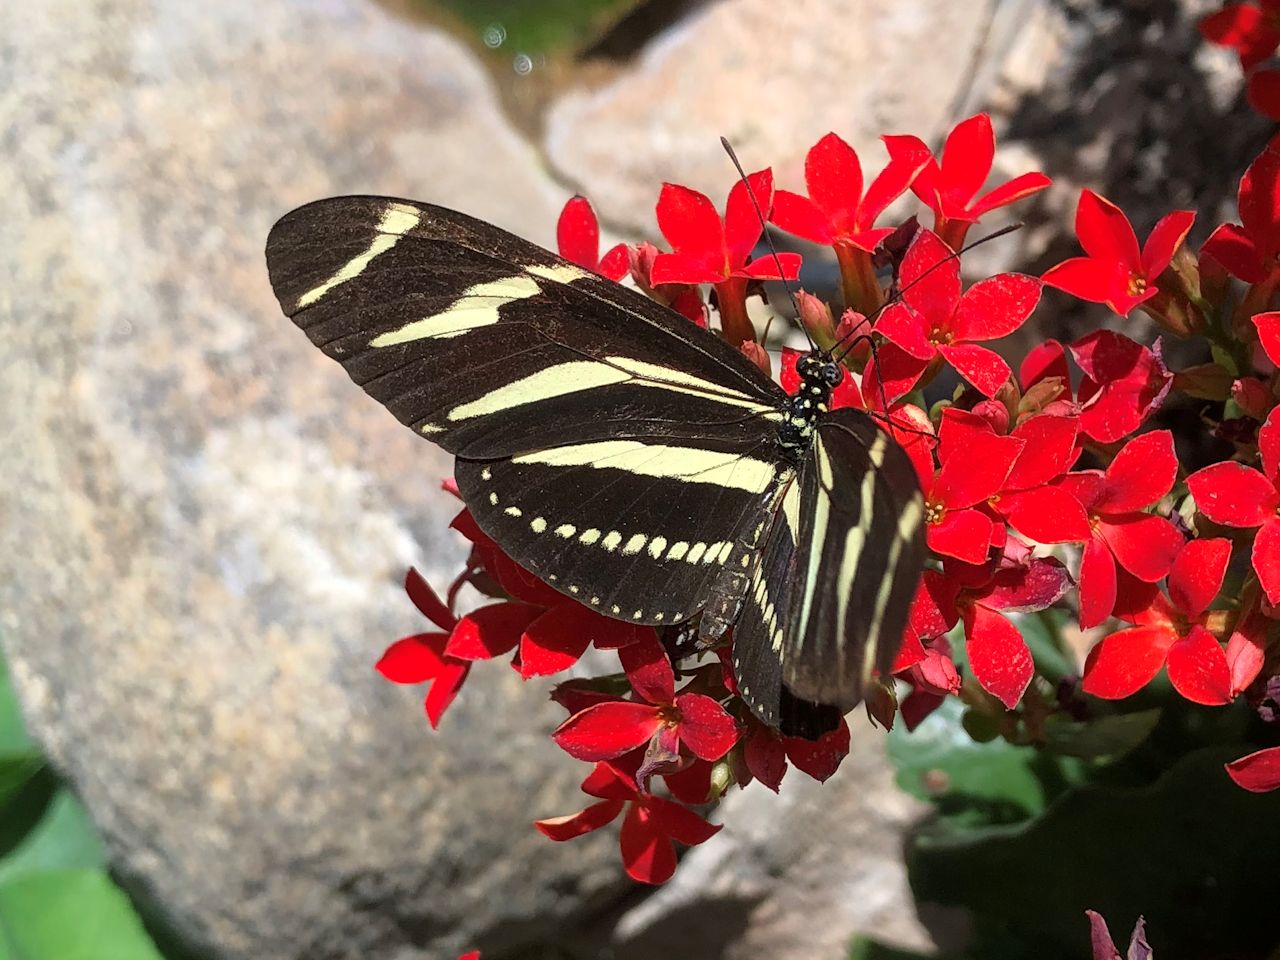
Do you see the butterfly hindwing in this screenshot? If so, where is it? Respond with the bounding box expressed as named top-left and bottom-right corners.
top-left (266, 197), bottom-right (784, 460)
top-left (781, 409), bottom-right (926, 710)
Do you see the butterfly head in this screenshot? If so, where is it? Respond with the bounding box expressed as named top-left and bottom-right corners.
top-left (796, 352), bottom-right (844, 390)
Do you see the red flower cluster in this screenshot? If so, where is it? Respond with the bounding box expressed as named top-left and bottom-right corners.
top-left (378, 109), bottom-right (1280, 894)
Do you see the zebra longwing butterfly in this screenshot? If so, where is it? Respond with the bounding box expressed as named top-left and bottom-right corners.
top-left (265, 196), bottom-right (926, 738)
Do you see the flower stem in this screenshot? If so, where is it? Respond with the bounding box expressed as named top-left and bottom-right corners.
top-left (835, 244), bottom-right (882, 316)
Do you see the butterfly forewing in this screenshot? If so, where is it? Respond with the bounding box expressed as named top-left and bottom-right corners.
top-left (266, 197), bottom-right (784, 459)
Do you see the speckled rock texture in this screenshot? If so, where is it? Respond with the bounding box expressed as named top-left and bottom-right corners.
top-left (0, 2), bottom-right (620, 958)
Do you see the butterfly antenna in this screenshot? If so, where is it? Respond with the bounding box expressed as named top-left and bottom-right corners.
top-left (720, 137), bottom-right (812, 350)
top-left (831, 221), bottom-right (1022, 365)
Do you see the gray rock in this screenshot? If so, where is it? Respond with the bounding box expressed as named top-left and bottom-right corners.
top-left (0, 1), bottom-right (624, 958)
top-left (545, 0), bottom-right (1046, 237)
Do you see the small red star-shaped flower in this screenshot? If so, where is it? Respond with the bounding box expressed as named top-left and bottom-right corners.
top-left (1199, 0), bottom-right (1280, 70)
top-left (874, 229), bottom-right (1042, 397)
top-left (1201, 134), bottom-right (1280, 284)
top-left (1053, 430), bottom-right (1185, 629)
top-left (883, 113), bottom-right (1051, 246)
top-left (556, 195), bottom-right (629, 281)
top-left (920, 408), bottom-right (1025, 564)
top-left (552, 632), bottom-right (739, 766)
top-left (535, 757), bottom-right (721, 884)
top-left (1042, 190), bottom-right (1195, 316)
top-left (1082, 538), bottom-right (1237, 705)
top-left (771, 132), bottom-right (931, 252)
top-left (1069, 331), bottom-right (1173, 443)
top-left (1187, 405), bottom-right (1280, 603)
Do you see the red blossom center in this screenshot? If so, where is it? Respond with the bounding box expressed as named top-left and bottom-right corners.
top-left (1127, 273), bottom-right (1148, 296)
top-left (925, 500), bottom-right (946, 524)
top-left (928, 324), bottom-right (954, 346)
top-left (657, 703), bottom-right (681, 726)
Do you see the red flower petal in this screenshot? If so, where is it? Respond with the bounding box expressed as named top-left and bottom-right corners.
top-left (862, 144), bottom-right (932, 224)
top-left (1056, 470), bottom-right (1104, 510)
top-left (598, 243), bottom-right (630, 282)
top-left (1166, 626), bottom-right (1234, 706)
top-left (649, 251), bottom-right (724, 286)
top-left (739, 251), bottom-right (802, 280)
top-left (556, 195), bottom-right (601, 270)
top-left (725, 169), bottom-right (773, 269)
top-left (619, 802), bottom-right (678, 885)
top-left (909, 569), bottom-right (962, 639)
top-left (1260, 404), bottom-right (1280, 482)
top-left (519, 604), bottom-right (599, 678)
top-left (941, 342), bottom-right (1014, 397)
top-left (619, 632), bottom-right (676, 705)
top-left (424, 660), bottom-right (470, 729)
top-left (535, 799), bottom-right (624, 841)
top-left (656, 182), bottom-right (723, 257)
top-left (1240, 138), bottom-right (1280, 256)
top-left (1187, 461), bottom-right (1278, 526)
top-left (444, 602), bottom-right (540, 661)
top-left (1006, 415), bottom-right (1080, 489)
top-left (1253, 311), bottom-right (1280, 368)
top-left (1019, 338), bottom-right (1070, 389)
top-left (900, 229), bottom-right (962, 324)
top-left (1140, 209), bottom-right (1196, 278)
top-left (744, 727), bottom-right (787, 792)
top-left (1200, 2), bottom-right (1279, 69)
top-left (968, 171), bottom-right (1052, 218)
top-left (927, 507), bottom-right (995, 564)
top-left (1247, 68), bottom-right (1280, 121)
top-left (673, 692), bottom-right (739, 761)
top-left (862, 340), bottom-right (929, 405)
top-left (770, 189), bottom-right (834, 244)
top-left (783, 721), bottom-right (851, 782)
top-left (938, 113), bottom-right (994, 211)
top-left (1075, 189), bottom-right (1141, 269)
top-left (663, 759), bottom-right (713, 805)
top-left (963, 605), bottom-right (1033, 708)
top-left (1079, 535), bottom-right (1118, 630)
top-left (1042, 257), bottom-right (1133, 309)
top-left (1097, 513), bottom-right (1183, 583)
top-left (376, 633), bottom-right (448, 684)
top-left (981, 556), bottom-right (1073, 612)
top-left (1167, 537), bottom-right (1231, 617)
top-left (1096, 430), bottom-right (1177, 512)
top-left (404, 567), bottom-right (456, 630)
top-left (915, 646), bottom-right (962, 694)
top-left (874, 302), bottom-right (935, 360)
top-left (582, 759), bottom-right (640, 800)
top-left (1253, 517), bottom-right (1280, 604)
top-left (552, 701), bottom-right (663, 761)
top-left (1081, 625), bottom-right (1177, 699)
top-left (952, 273), bottom-right (1042, 342)
top-left (1226, 626), bottom-right (1266, 696)
top-left (644, 795), bottom-right (721, 846)
top-left (1000, 486), bottom-right (1092, 543)
top-left (933, 417), bottom-right (1023, 507)
top-left (1201, 222), bottom-right (1267, 283)
top-left (1224, 746), bottom-right (1280, 792)
top-left (804, 132), bottom-right (863, 233)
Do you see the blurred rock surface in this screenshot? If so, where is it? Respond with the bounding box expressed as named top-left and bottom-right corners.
top-left (0, 2), bottom-right (618, 958)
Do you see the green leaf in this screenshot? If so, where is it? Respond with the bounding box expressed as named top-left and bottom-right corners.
top-left (888, 697), bottom-right (1048, 823)
top-left (1042, 709), bottom-right (1162, 761)
top-left (0, 789), bottom-right (106, 884)
top-left (0, 869), bottom-right (163, 960)
top-left (907, 746), bottom-right (1280, 960)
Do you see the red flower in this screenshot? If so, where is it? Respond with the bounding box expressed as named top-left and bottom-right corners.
top-left (1069, 331), bottom-right (1173, 443)
top-left (1201, 134), bottom-right (1280, 284)
top-left (1042, 190), bottom-right (1195, 316)
top-left (1247, 68), bottom-right (1280, 119)
top-left (921, 409), bottom-right (1024, 564)
top-left (1199, 1), bottom-right (1280, 70)
top-left (376, 568), bottom-right (470, 728)
top-left (1187, 405), bottom-right (1280, 603)
top-left (1083, 539), bottom-right (1236, 704)
top-left (874, 229), bottom-right (1042, 397)
top-left (742, 719), bottom-right (852, 792)
top-left (990, 414), bottom-right (1090, 545)
top-left (912, 545), bottom-right (1073, 707)
top-left (1225, 745), bottom-right (1280, 792)
top-left (883, 113), bottom-right (1051, 244)
top-left (556, 195), bottom-right (628, 281)
top-left (771, 132), bottom-right (930, 251)
top-left (534, 759), bottom-right (721, 885)
top-left (1054, 431), bottom-right (1184, 628)
top-left (650, 170), bottom-right (800, 286)
top-left (552, 632), bottom-right (739, 766)
top-left (458, 953), bottom-right (480, 960)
